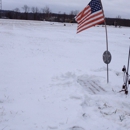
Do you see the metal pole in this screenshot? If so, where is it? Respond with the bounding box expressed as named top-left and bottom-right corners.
top-left (99, 0), bottom-right (109, 83)
top-left (0, 0), bottom-right (2, 18)
top-left (126, 47), bottom-right (130, 74)
top-left (126, 47), bottom-right (130, 92)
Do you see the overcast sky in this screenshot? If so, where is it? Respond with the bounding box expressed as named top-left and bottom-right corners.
top-left (2, 0), bottom-right (130, 19)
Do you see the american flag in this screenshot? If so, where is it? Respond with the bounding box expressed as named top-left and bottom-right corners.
top-left (75, 0), bottom-right (104, 33)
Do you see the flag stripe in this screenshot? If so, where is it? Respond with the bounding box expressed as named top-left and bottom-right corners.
top-left (76, 6), bottom-right (90, 22)
top-left (78, 10), bottom-right (91, 24)
top-left (77, 16), bottom-right (104, 33)
top-left (78, 10), bottom-right (103, 26)
top-left (76, 6), bottom-right (90, 19)
top-left (77, 20), bottom-right (104, 33)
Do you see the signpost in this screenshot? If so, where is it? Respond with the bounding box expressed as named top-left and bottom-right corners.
top-left (103, 51), bottom-right (112, 64)
top-left (100, 0), bottom-right (112, 83)
top-left (102, 51), bottom-right (112, 83)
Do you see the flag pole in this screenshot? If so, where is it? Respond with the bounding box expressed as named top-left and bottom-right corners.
top-left (99, 0), bottom-right (109, 83)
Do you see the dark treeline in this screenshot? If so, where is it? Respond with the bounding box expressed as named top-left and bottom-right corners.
top-left (106, 18), bottom-right (130, 27)
top-left (0, 6), bottom-right (130, 27)
top-left (0, 10), bottom-right (76, 23)
top-left (0, 6), bottom-right (78, 23)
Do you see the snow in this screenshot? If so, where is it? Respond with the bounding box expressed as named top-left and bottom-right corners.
top-left (0, 19), bottom-right (130, 130)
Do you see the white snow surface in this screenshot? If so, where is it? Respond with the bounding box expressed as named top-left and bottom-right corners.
top-left (0, 19), bottom-right (130, 130)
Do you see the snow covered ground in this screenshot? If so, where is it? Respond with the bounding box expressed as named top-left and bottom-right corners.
top-left (0, 19), bottom-right (130, 130)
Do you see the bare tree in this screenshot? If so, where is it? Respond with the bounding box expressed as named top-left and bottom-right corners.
top-left (34, 7), bottom-right (39, 14)
top-left (22, 5), bottom-right (30, 13)
top-left (41, 8), bottom-right (45, 13)
top-left (14, 8), bottom-right (20, 19)
top-left (73, 10), bottom-right (79, 16)
top-left (41, 8), bottom-right (45, 20)
top-left (43, 6), bottom-right (51, 20)
top-left (22, 5), bottom-right (30, 19)
top-left (31, 7), bottom-right (36, 13)
top-left (70, 10), bottom-right (79, 16)
top-left (31, 7), bottom-right (39, 20)
top-left (14, 8), bottom-right (20, 13)
top-left (69, 10), bottom-right (79, 22)
top-left (44, 6), bottom-right (51, 14)
top-left (70, 11), bottom-right (74, 15)
top-left (117, 15), bottom-right (121, 19)
top-left (70, 11), bottom-right (75, 22)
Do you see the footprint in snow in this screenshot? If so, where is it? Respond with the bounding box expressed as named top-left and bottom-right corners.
top-left (70, 126), bottom-right (85, 130)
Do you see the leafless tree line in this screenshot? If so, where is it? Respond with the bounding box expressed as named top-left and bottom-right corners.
top-left (14, 5), bottom-right (51, 14)
top-left (6, 5), bottom-right (79, 21)
top-left (12, 5), bottom-right (52, 20)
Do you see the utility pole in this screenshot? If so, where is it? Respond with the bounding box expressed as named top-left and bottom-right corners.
top-left (0, 0), bottom-right (2, 18)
